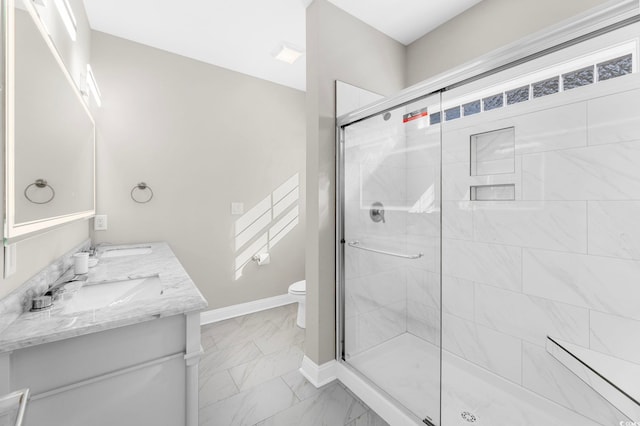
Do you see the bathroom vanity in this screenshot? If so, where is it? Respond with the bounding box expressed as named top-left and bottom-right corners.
top-left (0, 242), bottom-right (207, 426)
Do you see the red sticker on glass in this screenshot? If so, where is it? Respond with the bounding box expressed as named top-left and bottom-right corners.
top-left (403, 107), bottom-right (429, 123)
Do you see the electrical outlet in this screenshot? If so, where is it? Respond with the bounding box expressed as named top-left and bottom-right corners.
top-left (231, 202), bottom-right (244, 215)
top-left (94, 214), bottom-right (108, 231)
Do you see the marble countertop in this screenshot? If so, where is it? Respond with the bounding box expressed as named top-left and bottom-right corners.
top-left (0, 242), bottom-right (207, 353)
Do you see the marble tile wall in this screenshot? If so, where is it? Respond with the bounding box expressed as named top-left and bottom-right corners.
top-left (403, 105), bottom-right (441, 349)
top-left (440, 72), bottom-right (640, 424)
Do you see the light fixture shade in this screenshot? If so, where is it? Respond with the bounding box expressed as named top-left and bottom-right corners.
top-left (53, 0), bottom-right (77, 41)
top-left (86, 64), bottom-right (102, 107)
top-left (274, 44), bottom-right (304, 64)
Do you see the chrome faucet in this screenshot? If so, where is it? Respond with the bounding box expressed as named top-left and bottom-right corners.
top-left (44, 275), bottom-right (88, 300)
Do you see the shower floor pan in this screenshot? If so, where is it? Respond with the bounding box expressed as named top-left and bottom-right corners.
top-left (348, 334), bottom-right (611, 426)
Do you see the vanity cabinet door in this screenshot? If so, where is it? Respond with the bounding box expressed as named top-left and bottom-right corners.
top-left (24, 355), bottom-right (185, 426)
top-left (8, 315), bottom-right (193, 425)
top-left (11, 316), bottom-right (185, 395)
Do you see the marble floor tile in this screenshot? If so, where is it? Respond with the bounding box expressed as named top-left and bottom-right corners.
top-left (199, 369), bottom-right (239, 409)
top-left (280, 369), bottom-right (325, 401)
top-left (229, 345), bottom-right (304, 391)
top-left (253, 325), bottom-right (304, 354)
top-left (255, 383), bottom-right (368, 426)
top-left (210, 317), bottom-right (282, 349)
top-left (199, 340), bottom-right (264, 377)
top-left (199, 306), bottom-right (385, 426)
top-left (201, 334), bottom-right (217, 352)
top-left (201, 317), bottom-right (240, 338)
top-left (199, 377), bottom-right (298, 426)
top-left (199, 304), bottom-right (611, 426)
top-left (346, 410), bottom-right (390, 426)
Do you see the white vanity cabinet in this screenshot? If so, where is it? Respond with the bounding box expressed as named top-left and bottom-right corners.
top-left (0, 312), bottom-right (202, 426)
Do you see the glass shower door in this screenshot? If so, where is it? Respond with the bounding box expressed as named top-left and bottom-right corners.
top-left (340, 93), bottom-right (442, 424)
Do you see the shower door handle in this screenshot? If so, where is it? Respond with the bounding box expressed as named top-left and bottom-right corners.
top-left (347, 241), bottom-right (424, 259)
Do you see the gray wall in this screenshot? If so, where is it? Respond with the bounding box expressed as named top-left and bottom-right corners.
top-left (90, 32), bottom-right (306, 309)
top-left (305, 0), bottom-right (406, 364)
top-left (0, 0), bottom-right (91, 300)
top-left (406, 0), bottom-right (610, 86)
top-left (0, 222), bottom-right (89, 299)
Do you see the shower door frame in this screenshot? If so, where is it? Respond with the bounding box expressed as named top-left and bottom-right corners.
top-left (335, 0), bottom-right (640, 423)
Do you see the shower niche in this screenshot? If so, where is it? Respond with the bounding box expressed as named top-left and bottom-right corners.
top-left (470, 127), bottom-right (515, 176)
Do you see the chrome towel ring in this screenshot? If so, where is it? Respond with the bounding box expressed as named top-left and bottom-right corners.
top-left (24, 179), bottom-right (55, 204)
top-left (131, 182), bottom-right (153, 203)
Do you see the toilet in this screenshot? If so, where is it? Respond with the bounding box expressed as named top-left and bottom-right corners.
top-left (288, 280), bottom-right (306, 328)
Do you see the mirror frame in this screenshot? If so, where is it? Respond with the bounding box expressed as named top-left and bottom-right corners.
top-left (3, 0), bottom-right (95, 244)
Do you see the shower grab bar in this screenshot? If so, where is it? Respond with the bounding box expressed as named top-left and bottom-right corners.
top-left (346, 240), bottom-right (423, 259)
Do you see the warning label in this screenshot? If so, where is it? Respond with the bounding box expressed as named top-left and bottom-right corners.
top-left (403, 107), bottom-right (428, 123)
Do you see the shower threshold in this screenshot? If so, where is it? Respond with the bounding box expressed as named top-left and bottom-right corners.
top-left (347, 334), bottom-right (611, 426)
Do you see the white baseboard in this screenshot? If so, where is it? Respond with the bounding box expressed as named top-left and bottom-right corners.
top-left (200, 293), bottom-right (295, 325)
top-left (299, 355), bottom-right (338, 388)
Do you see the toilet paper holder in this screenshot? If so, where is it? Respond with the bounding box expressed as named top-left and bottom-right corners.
top-left (252, 253), bottom-right (270, 266)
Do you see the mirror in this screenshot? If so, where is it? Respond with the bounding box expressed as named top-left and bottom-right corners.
top-left (4, 0), bottom-right (95, 242)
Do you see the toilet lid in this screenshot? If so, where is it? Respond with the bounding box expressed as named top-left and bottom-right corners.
top-left (290, 280), bottom-right (306, 294)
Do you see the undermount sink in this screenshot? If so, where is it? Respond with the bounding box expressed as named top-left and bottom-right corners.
top-left (61, 275), bottom-right (162, 314)
top-left (101, 246), bottom-right (152, 258)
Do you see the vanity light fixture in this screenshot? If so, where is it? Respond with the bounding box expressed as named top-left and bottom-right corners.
top-left (86, 64), bottom-right (102, 107)
top-left (273, 44), bottom-right (304, 64)
top-left (53, 0), bottom-right (77, 41)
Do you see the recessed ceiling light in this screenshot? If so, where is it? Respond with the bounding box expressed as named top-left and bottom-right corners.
top-left (274, 44), bottom-right (304, 64)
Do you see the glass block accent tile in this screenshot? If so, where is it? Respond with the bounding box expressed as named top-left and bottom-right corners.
top-left (445, 106), bottom-right (461, 121)
top-left (597, 54), bottom-right (633, 81)
top-left (483, 94), bottom-right (503, 111)
top-left (563, 66), bottom-right (594, 90)
top-left (423, 52), bottom-right (635, 127)
top-left (532, 77), bottom-right (559, 98)
top-left (506, 86), bottom-right (529, 105)
top-left (463, 100), bottom-right (481, 116)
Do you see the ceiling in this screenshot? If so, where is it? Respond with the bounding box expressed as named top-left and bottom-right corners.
top-left (83, 0), bottom-right (482, 91)
top-left (327, 0), bottom-right (482, 45)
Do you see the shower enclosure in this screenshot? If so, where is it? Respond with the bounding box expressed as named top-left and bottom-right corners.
top-left (337, 3), bottom-right (640, 425)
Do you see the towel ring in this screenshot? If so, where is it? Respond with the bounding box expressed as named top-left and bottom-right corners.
top-left (24, 179), bottom-right (55, 204)
top-left (131, 182), bottom-right (153, 203)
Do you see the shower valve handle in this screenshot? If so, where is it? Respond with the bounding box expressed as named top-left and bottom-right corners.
top-left (370, 202), bottom-right (385, 223)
